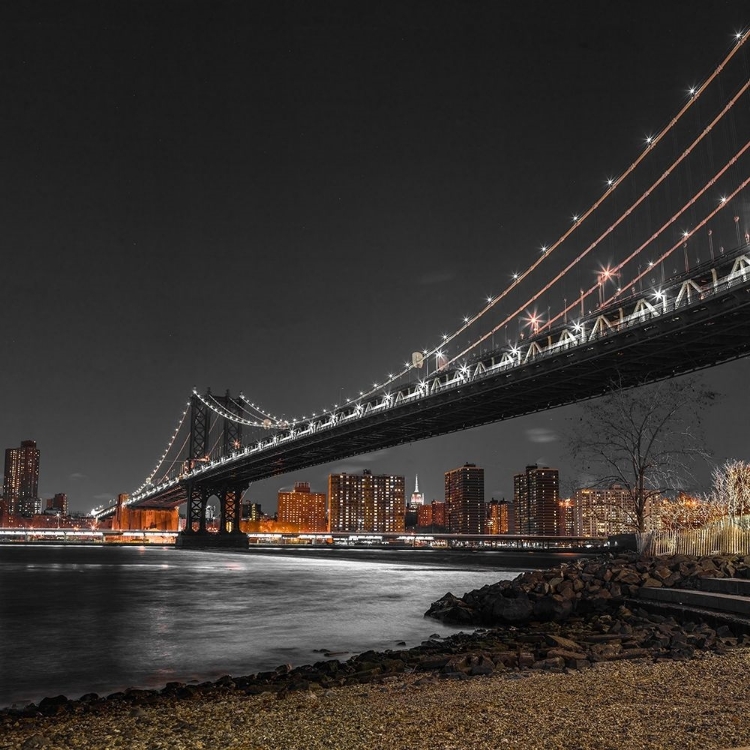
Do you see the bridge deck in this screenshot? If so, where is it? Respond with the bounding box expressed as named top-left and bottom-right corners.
top-left (115, 248), bottom-right (750, 512)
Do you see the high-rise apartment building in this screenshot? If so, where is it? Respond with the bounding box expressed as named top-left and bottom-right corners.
top-left (575, 485), bottom-right (631, 536)
top-left (445, 463), bottom-right (485, 534)
top-left (514, 464), bottom-right (559, 536)
top-left (417, 500), bottom-right (447, 530)
top-left (277, 482), bottom-right (327, 532)
top-left (3, 440), bottom-right (41, 516)
top-left (558, 498), bottom-right (576, 535)
top-left (328, 470), bottom-right (405, 533)
top-left (486, 498), bottom-right (510, 534)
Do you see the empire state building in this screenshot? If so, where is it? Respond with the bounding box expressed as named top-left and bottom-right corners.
top-left (410, 476), bottom-right (425, 508)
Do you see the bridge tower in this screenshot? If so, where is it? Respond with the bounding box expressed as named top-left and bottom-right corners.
top-left (184, 391), bottom-right (212, 534)
top-left (180, 389), bottom-right (249, 547)
top-left (212, 390), bottom-right (247, 537)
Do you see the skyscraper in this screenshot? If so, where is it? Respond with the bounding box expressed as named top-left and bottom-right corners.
top-left (328, 470), bottom-right (405, 533)
top-left (3, 440), bottom-right (41, 516)
top-left (514, 464), bottom-right (559, 536)
top-left (409, 476), bottom-right (425, 507)
top-left (445, 463), bottom-right (485, 534)
top-left (277, 481), bottom-right (327, 532)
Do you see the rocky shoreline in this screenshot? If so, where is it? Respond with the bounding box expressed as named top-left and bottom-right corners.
top-left (3, 552), bottom-right (750, 749)
top-left (425, 550), bottom-right (750, 626)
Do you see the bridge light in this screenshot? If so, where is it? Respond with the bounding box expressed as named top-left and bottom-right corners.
top-left (720, 196), bottom-right (727, 203)
top-left (573, 322), bottom-right (583, 332)
top-left (653, 290), bottom-right (665, 301)
top-left (541, 245), bottom-right (547, 253)
top-left (606, 178), bottom-right (614, 186)
top-left (486, 296), bottom-right (493, 303)
top-left (463, 316), bottom-right (469, 323)
top-left (512, 273), bottom-right (518, 280)
top-left (572, 215), bottom-right (579, 223)
top-left (688, 86), bottom-right (696, 96)
top-left (645, 135), bottom-right (653, 145)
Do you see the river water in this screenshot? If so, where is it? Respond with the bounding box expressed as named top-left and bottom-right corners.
top-left (0, 544), bottom-right (528, 708)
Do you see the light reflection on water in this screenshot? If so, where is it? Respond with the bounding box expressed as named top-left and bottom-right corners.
top-left (0, 545), bottom-right (519, 708)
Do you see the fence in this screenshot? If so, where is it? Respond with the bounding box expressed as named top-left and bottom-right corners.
top-left (637, 517), bottom-right (750, 556)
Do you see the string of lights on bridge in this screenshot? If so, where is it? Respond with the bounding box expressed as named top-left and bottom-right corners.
top-left (477, 135), bottom-right (750, 350)
top-left (320, 28), bottom-right (750, 413)
top-left (122, 28), bottom-right (749, 505)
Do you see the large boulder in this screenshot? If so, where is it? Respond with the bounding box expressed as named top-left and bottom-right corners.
top-left (424, 592), bottom-right (479, 624)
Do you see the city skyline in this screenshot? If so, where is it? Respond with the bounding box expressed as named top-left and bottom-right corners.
top-left (3, 3), bottom-right (749, 513)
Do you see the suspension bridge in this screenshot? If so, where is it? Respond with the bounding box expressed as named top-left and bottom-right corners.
top-left (93, 31), bottom-right (750, 544)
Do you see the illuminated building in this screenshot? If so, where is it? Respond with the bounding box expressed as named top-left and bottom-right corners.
top-left (486, 498), bottom-right (510, 534)
top-left (445, 463), bottom-right (485, 534)
top-left (558, 498), bottom-right (576, 535)
top-left (328, 470), bottom-right (405, 533)
top-left (277, 482), bottom-right (327, 532)
top-left (409, 476), bottom-right (425, 507)
top-left (45, 493), bottom-right (68, 516)
top-left (417, 500), bottom-right (447, 530)
top-left (3, 440), bottom-right (41, 516)
top-left (574, 485), bottom-right (631, 536)
top-left (431, 500), bottom-right (446, 528)
top-left (514, 464), bottom-right (559, 536)
top-left (109, 493), bottom-right (179, 531)
top-left (242, 502), bottom-right (263, 521)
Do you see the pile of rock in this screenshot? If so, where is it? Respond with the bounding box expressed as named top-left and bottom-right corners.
top-left (424, 552), bottom-right (750, 626)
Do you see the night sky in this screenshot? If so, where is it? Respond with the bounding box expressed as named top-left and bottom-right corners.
top-left (3, 1), bottom-right (749, 514)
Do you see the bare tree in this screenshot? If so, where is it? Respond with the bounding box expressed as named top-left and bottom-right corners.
top-left (658, 493), bottom-right (724, 532)
top-left (567, 376), bottom-right (715, 532)
top-left (706, 459), bottom-right (750, 526)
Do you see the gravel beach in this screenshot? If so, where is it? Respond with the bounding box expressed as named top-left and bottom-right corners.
top-left (2, 648), bottom-right (750, 750)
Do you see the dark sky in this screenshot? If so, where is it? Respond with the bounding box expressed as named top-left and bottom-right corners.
top-left (2, 1), bottom-right (749, 513)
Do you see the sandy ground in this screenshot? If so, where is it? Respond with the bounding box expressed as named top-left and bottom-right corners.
top-left (2, 648), bottom-right (750, 750)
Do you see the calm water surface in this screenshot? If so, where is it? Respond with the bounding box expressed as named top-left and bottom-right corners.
top-left (0, 545), bottom-right (521, 708)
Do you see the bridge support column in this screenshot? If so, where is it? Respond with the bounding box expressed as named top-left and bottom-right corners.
top-left (177, 481), bottom-right (249, 549)
top-left (184, 482), bottom-right (209, 534)
top-left (218, 484), bottom-right (246, 535)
